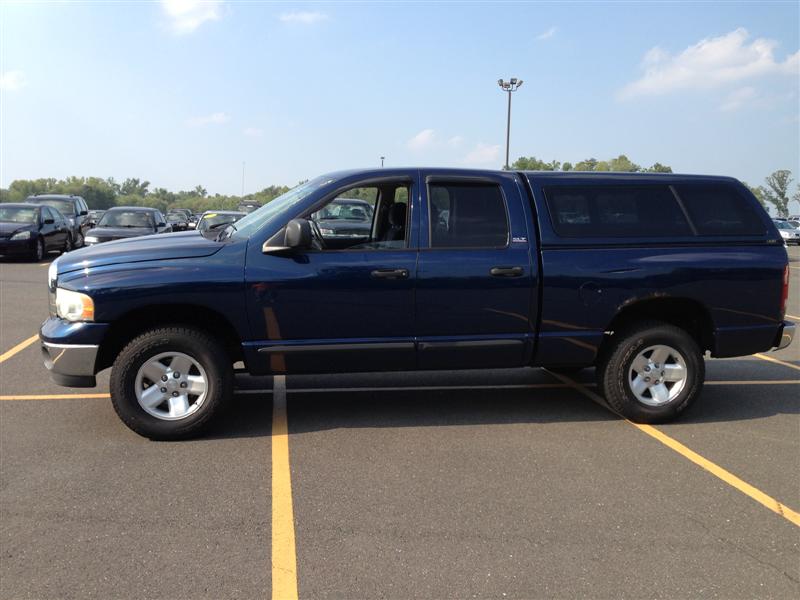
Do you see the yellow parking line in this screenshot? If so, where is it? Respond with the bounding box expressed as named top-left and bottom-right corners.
top-left (753, 353), bottom-right (800, 372)
top-left (549, 372), bottom-right (800, 528)
top-left (271, 375), bottom-right (298, 600)
top-left (0, 393), bottom-right (110, 401)
top-left (0, 334), bottom-right (39, 364)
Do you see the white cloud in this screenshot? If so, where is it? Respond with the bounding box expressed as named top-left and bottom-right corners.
top-left (187, 112), bottom-right (230, 126)
top-left (619, 28), bottom-right (799, 99)
top-left (0, 70), bottom-right (26, 91)
top-left (243, 127), bottom-right (264, 137)
top-left (537, 26), bottom-right (557, 41)
top-left (719, 86), bottom-right (757, 111)
top-left (447, 135), bottom-right (464, 147)
top-left (162, 0), bottom-right (224, 34)
top-left (407, 128), bottom-right (436, 150)
top-left (463, 143), bottom-right (501, 166)
top-left (279, 11), bottom-right (327, 24)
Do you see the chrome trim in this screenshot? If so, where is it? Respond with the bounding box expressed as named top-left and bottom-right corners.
top-left (41, 340), bottom-right (99, 377)
top-left (774, 322), bottom-right (795, 351)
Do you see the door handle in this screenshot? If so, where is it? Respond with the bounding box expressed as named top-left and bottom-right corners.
top-left (490, 266), bottom-right (524, 277)
top-left (371, 268), bottom-right (409, 279)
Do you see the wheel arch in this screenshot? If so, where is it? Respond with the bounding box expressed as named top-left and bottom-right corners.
top-left (95, 304), bottom-right (243, 372)
top-left (598, 297), bottom-right (715, 362)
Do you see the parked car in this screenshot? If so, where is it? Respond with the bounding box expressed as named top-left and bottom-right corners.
top-left (25, 194), bottom-right (91, 248)
top-left (166, 212), bottom-right (190, 231)
top-left (237, 201), bottom-right (261, 214)
top-left (774, 220), bottom-right (800, 245)
top-left (196, 210), bottom-right (246, 235)
top-left (0, 203), bottom-right (72, 260)
top-left (87, 210), bottom-right (105, 227)
top-left (83, 207), bottom-right (171, 246)
top-left (311, 198), bottom-right (374, 245)
top-left (41, 169), bottom-right (794, 439)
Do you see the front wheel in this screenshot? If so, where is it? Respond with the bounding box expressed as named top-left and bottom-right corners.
top-left (597, 321), bottom-right (704, 423)
top-left (110, 326), bottom-right (233, 440)
top-left (31, 238), bottom-right (44, 262)
top-left (62, 234), bottom-right (73, 253)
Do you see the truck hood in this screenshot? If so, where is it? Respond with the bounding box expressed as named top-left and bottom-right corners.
top-left (55, 230), bottom-right (224, 275)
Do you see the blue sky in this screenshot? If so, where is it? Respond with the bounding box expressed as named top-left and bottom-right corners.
top-left (1, 1), bottom-right (798, 208)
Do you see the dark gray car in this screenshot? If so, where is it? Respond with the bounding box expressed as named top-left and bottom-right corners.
top-left (83, 207), bottom-right (172, 245)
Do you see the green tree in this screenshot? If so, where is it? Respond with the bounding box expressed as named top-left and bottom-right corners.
top-left (607, 154), bottom-right (641, 172)
top-left (745, 183), bottom-right (768, 210)
top-left (511, 156), bottom-right (559, 170)
top-left (761, 170), bottom-right (793, 218)
top-left (573, 158), bottom-right (599, 171)
top-left (645, 163), bottom-right (673, 173)
top-left (120, 178), bottom-right (150, 196)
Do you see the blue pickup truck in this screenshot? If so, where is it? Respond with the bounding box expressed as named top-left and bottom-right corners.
top-left (41, 169), bottom-right (794, 439)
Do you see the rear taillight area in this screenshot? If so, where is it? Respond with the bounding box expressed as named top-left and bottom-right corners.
top-left (780, 264), bottom-right (789, 318)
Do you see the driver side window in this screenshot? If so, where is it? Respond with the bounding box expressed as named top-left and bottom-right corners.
top-left (309, 184), bottom-right (410, 250)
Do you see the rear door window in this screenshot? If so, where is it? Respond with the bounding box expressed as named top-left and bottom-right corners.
top-left (674, 184), bottom-right (765, 236)
top-left (429, 183), bottom-right (509, 248)
top-left (544, 185), bottom-right (692, 238)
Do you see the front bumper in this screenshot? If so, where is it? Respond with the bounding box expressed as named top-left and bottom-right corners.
top-left (773, 321), bottom-right (795, 351)
top-left (40, 318), bottom-right (109, 387)
top-left (41, 341), bottom-right (98, 387)
top-left (0, 237), bottom-right (35, 256)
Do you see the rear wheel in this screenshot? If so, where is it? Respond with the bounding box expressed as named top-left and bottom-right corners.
top-left (597, 321), bottom-right (704, 423)
top-left (110, 326), bottom-right (233, 440)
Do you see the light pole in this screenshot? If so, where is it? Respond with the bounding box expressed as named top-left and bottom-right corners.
top-left (380, 156), bottom-right (385, 168)
top-left (497, 78), bottom-right (523, 170)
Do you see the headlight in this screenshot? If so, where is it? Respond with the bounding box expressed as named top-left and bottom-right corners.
top-left (10, 230), bottom-right (31, 240)
top-left (84, 236), bottom-right (99, 244)
top-left (55, 288), bottom-right (95, 322)
top-left (48, 259), bottom-right (58, 289)
top-left (67, 217), bottom-right (75, 226)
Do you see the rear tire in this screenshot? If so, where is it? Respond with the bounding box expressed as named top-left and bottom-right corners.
top-left (597, 320), bottom-right (704, 423)
top-left (110, 326), bottom-right (233, 440)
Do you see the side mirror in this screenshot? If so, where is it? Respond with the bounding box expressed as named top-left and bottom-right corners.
top-left (262, 218), bottom-right (312, 254)
top-left (44, 218), bottom-right (55, 225)
top-left (79, 210), bottom-right (88, 216)
top-left (285, 219), bottom-right (312, 248)
top-left (157, 222), bottom-right (166, 228)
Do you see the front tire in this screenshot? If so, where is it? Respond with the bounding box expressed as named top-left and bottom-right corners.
top-left (110, 326), bottom-right (233, 440)
top-left (31, 238), bottom-right (44, 262)
top-left (62, 234), bottom-right (73, 254)
top-left (597, 321), bottom-right (704, 423)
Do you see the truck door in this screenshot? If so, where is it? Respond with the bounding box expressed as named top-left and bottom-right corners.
top-left (416, 171), bottom-right (537, 369)
top-left (244, 173), bottom-right (421, 374)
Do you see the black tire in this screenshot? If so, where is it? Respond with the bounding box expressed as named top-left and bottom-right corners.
top-left (74, 231), bottom-right (84, 247)
top-left (597, 320), bottom-right (704, 423)
top-left (110, 326), bottom-right (233, 440)
top-left (31, 238), bottom-right (44, 262)
top-left (63, 234), bottom-right (73, 254)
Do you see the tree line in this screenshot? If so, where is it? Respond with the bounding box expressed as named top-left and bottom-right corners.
top-left (510, 154), bottom-right (799, 217)
top-left (1, 155), bottom-right (797, 217)
top-left (0, 177), bottom-right (293, 214)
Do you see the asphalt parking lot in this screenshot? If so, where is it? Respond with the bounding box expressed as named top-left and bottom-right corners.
top-left (1, 249), bottom-right (798, 599)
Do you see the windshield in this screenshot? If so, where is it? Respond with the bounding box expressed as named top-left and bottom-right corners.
top-left (0, 206), bottom-right (38, 223)
top-left (97, 210), bottom-right (154, 228)
top-left (167, 214), bottom-right (185, 222)
top-left (198, 212), bottom-right (245, 232)
top-left (228, 177), bottom-right (333, 240)
top-left (33, 198), bottom-right (74, 217)
top-left (776, 222), bottom-right (793, 230)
